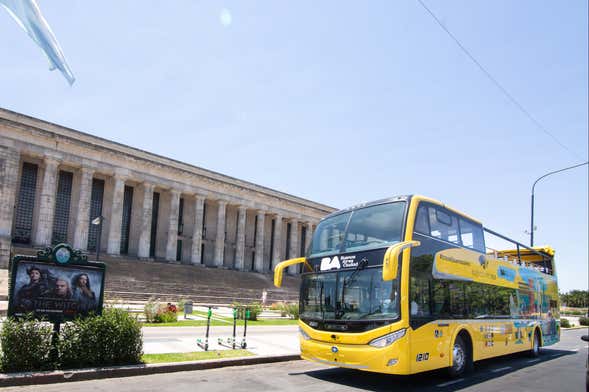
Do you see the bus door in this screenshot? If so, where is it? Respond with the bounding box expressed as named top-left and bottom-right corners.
top-left (408, 203), bottom-right (468, 372)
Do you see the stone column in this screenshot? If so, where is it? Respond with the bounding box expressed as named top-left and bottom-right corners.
top-left (165, 189), bottom-right (181, 261)
top-left (214, 200), bottom-right (227, 267)
top-left (235, 205), bottom-right (247, 270)
top-left (72, 167), bottom-right (94, 250)
top-left (288, 219), bottom-right (299, 259)
top-left (305, 222), bottom-right (314, 252)
top-left (137, 182), bottom-right (155, 259)
top-left (106, 174), bottom-right (125, 255)
top-left (0, 147), bottom-right (20, 268)
top-left (254, 210), bottom-right (265, 272)
top-left (34, 157), bottom-right (60, 247)
top-left (191, 195), bottom-right (206, 265)
top-left (272, 214), bottom-right (283, 269)
top-left (288, 218), bottom-right (299, 274)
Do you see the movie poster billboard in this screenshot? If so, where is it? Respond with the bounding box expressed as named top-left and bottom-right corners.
top-left (8, 245), bottom-right (106, 322)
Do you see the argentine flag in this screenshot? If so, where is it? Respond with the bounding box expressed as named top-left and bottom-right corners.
top-left (1, 0), bottom-right (75, 85)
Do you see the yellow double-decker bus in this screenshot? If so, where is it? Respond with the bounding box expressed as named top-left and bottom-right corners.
top-left (274, 195), bottom-right (559, 377)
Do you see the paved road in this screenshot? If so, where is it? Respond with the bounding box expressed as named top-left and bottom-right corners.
top-left (4, 329), bottom-right (588, 392)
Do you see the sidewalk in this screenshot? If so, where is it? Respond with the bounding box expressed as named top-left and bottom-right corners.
top-left (0, 311), bottom-right (301, 387)
top-left (143, 324), bottom-right (299, 356)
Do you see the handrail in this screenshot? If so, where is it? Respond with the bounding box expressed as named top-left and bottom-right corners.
top-left (484, 227), bottom-right (551, 260)
top-left (273, 257), bottom-right (310, 287)
top-left (382, 240), bottom-right (420, 281)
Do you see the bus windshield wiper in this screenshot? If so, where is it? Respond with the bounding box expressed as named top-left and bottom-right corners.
top-left (344, 258), bottom-right (369, 286)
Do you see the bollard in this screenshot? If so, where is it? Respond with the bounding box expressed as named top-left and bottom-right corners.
top-left (184, 301), bottom-right (193, 319)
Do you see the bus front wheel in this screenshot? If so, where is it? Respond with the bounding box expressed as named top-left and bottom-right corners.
top-left (448, 336), bottom-right (471, 378)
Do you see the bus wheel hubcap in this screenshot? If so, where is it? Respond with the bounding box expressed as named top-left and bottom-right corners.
top-left (453, 344), bottom-right (464, 370)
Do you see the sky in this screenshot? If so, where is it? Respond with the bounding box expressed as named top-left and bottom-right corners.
top-left (0, 1), bottom-right (587, 292)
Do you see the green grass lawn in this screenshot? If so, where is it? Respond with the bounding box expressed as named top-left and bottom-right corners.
top-left (142, 349), bottom-right (254, 363)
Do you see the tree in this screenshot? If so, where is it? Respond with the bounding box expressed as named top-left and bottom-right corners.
top-left (560, 290), bottom-right (589, 308)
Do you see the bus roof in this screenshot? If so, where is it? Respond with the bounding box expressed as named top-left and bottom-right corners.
top-left (322, 194), bottom-right (482, 225)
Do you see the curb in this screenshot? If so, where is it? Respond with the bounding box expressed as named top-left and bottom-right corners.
top-left (0, 354), bottom-right (301, 387)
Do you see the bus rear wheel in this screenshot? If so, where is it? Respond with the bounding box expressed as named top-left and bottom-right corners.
top-left (529, 329), bottom-right (541, 357)
top-left (448, 336), bottom-right (471, 378)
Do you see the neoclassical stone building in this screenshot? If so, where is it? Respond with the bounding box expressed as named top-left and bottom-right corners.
top-left (0, 108), bottom-right (335, 270)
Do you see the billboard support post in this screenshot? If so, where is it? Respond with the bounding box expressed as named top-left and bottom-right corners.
top-left (50, 321), bottom-right (61, 364)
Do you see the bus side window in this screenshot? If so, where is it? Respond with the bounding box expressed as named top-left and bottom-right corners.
top-left (459, 218), bottom-right (485, 252)
top-left (414, 205), bottom-right (429, 234)
top-left (410, 277), bottom-right (431, 317)
top-left (428, 207), bottom-right (460, 245)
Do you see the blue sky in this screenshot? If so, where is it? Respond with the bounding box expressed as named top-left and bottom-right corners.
top-left (1, 1), bottom-right (587, 292)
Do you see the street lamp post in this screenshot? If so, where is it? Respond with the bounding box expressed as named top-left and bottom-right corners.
top-left (91, 216), bottom-right (105, 260)
top-left (530, 161), bottom-right (588, 246)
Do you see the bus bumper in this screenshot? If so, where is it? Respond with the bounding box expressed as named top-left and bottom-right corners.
top-left (299, 336), bottom-right (411, 374)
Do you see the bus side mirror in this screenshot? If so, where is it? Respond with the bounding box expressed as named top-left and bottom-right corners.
top-left (383, 241), bottom-right (420, 281)
top-left (273, 257), bottom-right (309, 287)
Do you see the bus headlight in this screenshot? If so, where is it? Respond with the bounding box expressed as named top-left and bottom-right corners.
top-left (299, 327), bottom-right (311, 340)
top-left (368, 329), bottom-right (406, 348)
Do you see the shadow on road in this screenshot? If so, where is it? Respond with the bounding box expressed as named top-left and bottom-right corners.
top-left (289, 348), bottom-right (577, 392)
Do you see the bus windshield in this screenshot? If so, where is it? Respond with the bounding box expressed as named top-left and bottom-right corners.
top-left (300, 268), bottom-right (400, 322)
top-left (308, 201), bottom-right (406, 258)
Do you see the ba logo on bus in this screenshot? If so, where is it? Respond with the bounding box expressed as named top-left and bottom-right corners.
top-left (320, 256), bottom-right (341, 271)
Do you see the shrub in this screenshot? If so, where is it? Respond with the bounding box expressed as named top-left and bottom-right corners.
top-left (177, 299), bottom-right (185, 312)
top-left (560, 318), bottom-right (571, 328)
top-left (579, 317), bottom-right (589, 326)
top-left (144, 297), bottom-right (159, 323)
top-left (153, 310), bottom-right (178, 323)
top-left (234, 302), bottom-right (262, 321)
top-left (59, 308), bottom-right (143, 369)
top-left (269, 302), bottom-right (287, 316)
top-left (0, 316), bottom-right (54, 372)
top-left (145, 302), bottom-right (178, 324)
top-left (282, 303), bottom-right (299, 319)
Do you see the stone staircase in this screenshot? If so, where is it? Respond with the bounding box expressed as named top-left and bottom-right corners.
top-left (6, 246), bottom-right (300, 306)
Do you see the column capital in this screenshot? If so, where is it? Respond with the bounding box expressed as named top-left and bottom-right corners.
top-left (170, 188), bottom-right (181, 197)
top-left (256, 209), bottom-right (267, 216)
top-left (80, 166), bottom-right (95, 176)
top-left (142, 182), bottom-right (155, 192)
top-left (217, 199), bottom-right (228, 207)
top-left (289, 217), bottom-right (299, 224)
top-left (113, 168), bottom-right (130, 181)
top-left (43, 155), bottom-right (61, 166)
top-left (195, 194), bottom-right (206, 202)
top-left (112, 173), bottom-right (128, 182)
top-left (238, 205), bottom-right (247, 213)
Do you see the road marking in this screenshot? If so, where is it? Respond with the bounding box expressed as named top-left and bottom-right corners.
top-left (491, 366), bottom-right (512, 373)
top-left (527, 358), bottom-right (541, 363)
top-left (436, 378), bottom-right (464, 387)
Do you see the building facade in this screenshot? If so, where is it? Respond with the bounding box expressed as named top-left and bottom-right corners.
top-left (0, 108), bottom-right (335, 270)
